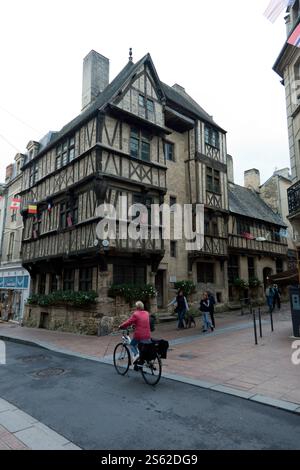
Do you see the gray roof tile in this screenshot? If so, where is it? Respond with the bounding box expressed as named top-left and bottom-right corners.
top-left (228, 184), bottom-right (286, 226)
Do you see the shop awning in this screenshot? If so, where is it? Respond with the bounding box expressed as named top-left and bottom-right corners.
top-left (269, 269), bottom-right (299, 285)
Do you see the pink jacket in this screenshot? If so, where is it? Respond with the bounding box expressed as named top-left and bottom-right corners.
top-left (120, 310), bottom-right (151, 341)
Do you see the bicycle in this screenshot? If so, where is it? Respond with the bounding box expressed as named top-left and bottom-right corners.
top-left (113, 329), bottom-right (162, 386)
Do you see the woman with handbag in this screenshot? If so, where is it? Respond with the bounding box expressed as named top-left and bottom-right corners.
top-left (168, 289), bottom-right (189, 330)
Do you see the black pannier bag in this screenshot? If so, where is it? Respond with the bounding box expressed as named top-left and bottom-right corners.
top-left (138, 341), bottom-right (157, 362)
top-left (151, 339), bottom-right (169, 359)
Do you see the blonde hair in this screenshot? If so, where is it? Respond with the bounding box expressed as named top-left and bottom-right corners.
top-left (135, 301), bottom-right (144, 310)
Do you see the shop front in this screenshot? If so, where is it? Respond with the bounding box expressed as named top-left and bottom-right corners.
top-left (0, 268), bottom-right (30, 322)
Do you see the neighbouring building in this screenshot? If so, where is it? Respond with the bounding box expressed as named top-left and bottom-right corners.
top-left (0, 155), bottom-right (30, 321)
top-left (227, 163), bottom-right (289, 302)
top-left (273, 1), bottom-right (300, 279)
top-left (0, 183), bottom-right (6, 256)
top-left (19, 49), bottom-right (229, 333)
top-left (259, 167), bottom-right (297, 270)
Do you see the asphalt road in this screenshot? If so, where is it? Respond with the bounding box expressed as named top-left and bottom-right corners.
top-left (0, 340), bottom-right (299, 450)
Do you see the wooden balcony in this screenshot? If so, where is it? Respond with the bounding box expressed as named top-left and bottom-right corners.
top-left (22, 220), bottom-right (164, 263)
top-left (228, 234), bottom-right (287, 256)
top-left (189, 235), bottom-right (228, 258)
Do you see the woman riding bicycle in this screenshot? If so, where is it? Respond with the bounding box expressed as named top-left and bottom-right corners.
top-left (119, 301), bottom-right (151, 360)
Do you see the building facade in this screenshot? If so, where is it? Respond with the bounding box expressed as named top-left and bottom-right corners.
top-left (0, 155), bottom-right (30, 321)
top-left (16, 49), bottom-right (289, 333)
top-left (273, 1), bottom-right (300, 277)
top-left (17, 50), bottom-right (230, 332)
top-left (226, 160), bottom-right (288, 302)
top-left (259, 167), bottom-right (297, 269)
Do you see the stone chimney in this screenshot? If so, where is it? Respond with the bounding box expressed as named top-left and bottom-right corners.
top-left (82, 50), bottom-right (109, 111)
top-left (244, 169), bottom-right (260, 192)
top-left (227, 154), bottom-right (234, 183)
top-left (5, 164), bottom-right (14, 182)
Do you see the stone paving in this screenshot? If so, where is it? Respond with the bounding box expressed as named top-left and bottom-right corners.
top-left (0, 397), bottom-right (80, 450)
top-left (0, 303), bottom-right (299, 409)
top-left (0, 423), bottom-right (29, 450)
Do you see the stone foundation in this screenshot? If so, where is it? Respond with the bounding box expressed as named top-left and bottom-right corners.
top-left (23, 294), bottom-right (158, 335)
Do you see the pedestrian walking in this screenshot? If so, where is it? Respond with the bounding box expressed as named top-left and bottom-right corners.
top-left (199, 292), bottom-right (214, 333)
top-left (265, 285), bottom-right (275, 313)
top-left (272, 284), bottom-right (281, 310)
top-left (168, 289), bottom-right (189, 330)
top-left (207, 291), bottom-right (216, 328)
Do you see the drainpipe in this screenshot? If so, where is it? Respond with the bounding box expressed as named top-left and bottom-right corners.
top-left (0, 187), bottom-right (8, 260)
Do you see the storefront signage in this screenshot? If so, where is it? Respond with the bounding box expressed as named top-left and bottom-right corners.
top-left (0, 276), bottom-right (29, 289)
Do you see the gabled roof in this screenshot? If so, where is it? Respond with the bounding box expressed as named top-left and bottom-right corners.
top-left (161, 82), bottom-right (225, 133)
top-left (24, 52), bottom-right (225, 165)
top-left (228, 183), bottom-right (286, 227)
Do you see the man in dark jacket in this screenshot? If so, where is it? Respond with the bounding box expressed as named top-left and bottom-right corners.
top-left (208, 291), bottom-right (216, 328)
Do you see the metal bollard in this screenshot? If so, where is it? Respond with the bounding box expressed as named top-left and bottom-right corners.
top-left (270, 309), bottom-right (274, 332)
top-left (253, 310), bottom-right (258, 345)
top-left (258, 307), bottom-right (262, 338)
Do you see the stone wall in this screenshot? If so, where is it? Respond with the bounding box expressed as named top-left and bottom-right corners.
top-left (23, 291), bottom-right (158, 336)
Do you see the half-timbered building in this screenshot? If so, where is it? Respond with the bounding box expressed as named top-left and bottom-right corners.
top-left (228, 181), bottom-right (288, 301)
top-left (19, 49), bottom-right (230, 331)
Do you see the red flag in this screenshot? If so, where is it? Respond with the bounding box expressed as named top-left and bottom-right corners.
top-left (288, 22), bottom-right (300, 48)
top-left (242, 232), bottom-right (255, 240)
top-left (10, 197), bottom-right (21, 210)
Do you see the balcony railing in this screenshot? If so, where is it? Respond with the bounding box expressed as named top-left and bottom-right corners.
top-left (288, 180), bottom-right (300, 216)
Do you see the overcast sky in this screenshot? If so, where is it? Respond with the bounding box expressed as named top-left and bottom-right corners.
top-left (0, 0), bottom-right (291, 185)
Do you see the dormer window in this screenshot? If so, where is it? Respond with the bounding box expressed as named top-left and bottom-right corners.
top-left (205, 125), bottom-right (219, 149)
top-left (26, 141), bottom-right (40, 161)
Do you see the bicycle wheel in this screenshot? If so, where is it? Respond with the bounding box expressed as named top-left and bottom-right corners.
top-left (141, 353), bottom-right (162, 386)
top-left (113, 343), bottom-right (130, 376)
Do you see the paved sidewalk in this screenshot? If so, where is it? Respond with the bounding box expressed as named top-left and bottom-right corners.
top-left (0, 303), bottom-right (299, 410)
top-left (0, 423), bottom-right (29, 450)
top-left (0, 398), bottom-right (80, 450)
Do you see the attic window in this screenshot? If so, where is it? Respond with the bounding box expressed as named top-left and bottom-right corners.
top-left (139, 94), bottom-right (154, 113)
top-left (147, 99), bottom-right (154, 113)
top-left (139, 94), bottom-right (145, 107)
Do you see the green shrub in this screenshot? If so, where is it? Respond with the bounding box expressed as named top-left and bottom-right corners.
top-left (174, 281), bottom-right (196, 297)
top-left (233, 278), bottom-right (249, 289)
top-left (108, 284), bottom-right (157, 304)
top-left (27, 290), bottom-right (98, 307)
top-left (248, 277), bottom-right (262, 288)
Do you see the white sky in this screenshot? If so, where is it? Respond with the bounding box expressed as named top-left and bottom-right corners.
top-left (0, 0), bottom-right (291, 185)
